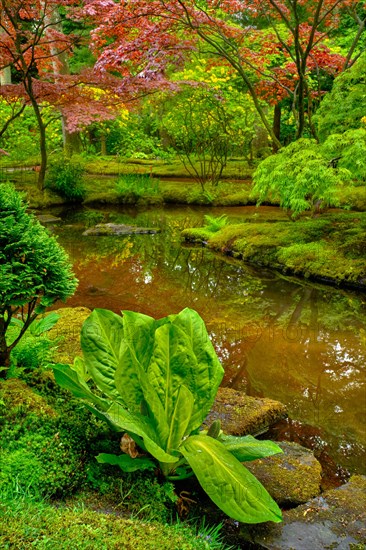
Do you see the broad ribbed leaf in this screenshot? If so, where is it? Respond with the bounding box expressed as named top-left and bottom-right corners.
top-left (115, 343), bottom-right (144, 411)
top-left (106, 402), bottom-right (178, 464)
top-left (53, 363), bottom-right (108, 411)
top-left (219, 434), bottom-right (283, 462)
top-left (147, 323), bottom-right (195, 422)
top-left (171, 308), bottom-right (224, 431)
top-left (114, 310), bottom-right (156, 410)
top-left (181, 435), bottom-right (282, 524)
top-left (166, 385), bottom-right (194, 454)
top-left (81, 309), bottom-right (123, 400)
top-left (96, 453), bottom-right (155, 472)
top-left (121, 310), bottom-right (155, 369)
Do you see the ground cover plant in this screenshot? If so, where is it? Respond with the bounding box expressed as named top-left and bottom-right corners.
top-left (53, 307), bottom-right (283, 524)
top-left (0, 184), bottom-right (77, 374)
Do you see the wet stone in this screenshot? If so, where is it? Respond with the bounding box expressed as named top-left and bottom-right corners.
top-left (82, 223), bottom-right (161, 236)
top-left (245, 441), bottom-right (322, 506)
top-left (37, 214), bottom-right (62, 224)
top-left (239, 475), bottom-right (366, 550)
top-left (205, 387), bottom-right (287, 436)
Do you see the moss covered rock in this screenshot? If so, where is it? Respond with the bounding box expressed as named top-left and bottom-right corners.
top-left (49, 307), bottom-right (91, 363)
top-left (245, 441), bottom-right (322, 506)
top-left (205, 387), bottom-right (287, 436)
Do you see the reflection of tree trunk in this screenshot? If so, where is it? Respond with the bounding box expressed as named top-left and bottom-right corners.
top-left (288, 288), bottom-right (312, 327)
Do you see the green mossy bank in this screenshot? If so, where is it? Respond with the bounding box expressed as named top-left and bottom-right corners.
top-left (182, 212), bottom-right (366, 289)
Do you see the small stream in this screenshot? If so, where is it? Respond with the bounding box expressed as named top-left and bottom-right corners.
top-left (45, 204), bottom-right (366, 482)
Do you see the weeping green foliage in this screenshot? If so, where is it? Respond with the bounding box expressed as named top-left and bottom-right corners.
top-left (54, 307), bottom-right (283, 524)
top-left (314, 53), bottom-right (366, 140)
top-left (252, 139), bottom-right (348, 216)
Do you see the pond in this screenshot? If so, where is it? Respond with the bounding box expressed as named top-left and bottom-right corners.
top-left (45, 204), bottom-right (366, 484)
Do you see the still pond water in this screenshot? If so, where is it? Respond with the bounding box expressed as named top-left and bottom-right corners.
top-left (46, 204), bottom-right (366, 483)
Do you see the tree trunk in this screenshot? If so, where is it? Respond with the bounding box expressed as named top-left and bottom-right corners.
top-left (272, 103), bottom-right (282, 152)
top-left (0, 329), bottom-right (10, 378)
top-left (0, 65), bottom-right (11, 85)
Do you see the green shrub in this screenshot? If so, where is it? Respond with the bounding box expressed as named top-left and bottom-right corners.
top-left (0, 184), bottom-right (77, 375)
top-left (47, 159), bottom-right (86, 202)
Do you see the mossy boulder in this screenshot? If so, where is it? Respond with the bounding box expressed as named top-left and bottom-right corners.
top-left (205, 387), bottom-right (287, 436)
top-left (239, 475), bottom-right (366, 549)
top-left (245, 441), bottom-right (322, 506)
top-left (49, 307), bottom-right (91, 363)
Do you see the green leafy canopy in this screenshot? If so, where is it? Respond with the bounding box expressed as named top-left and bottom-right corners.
top-left (54, 307), bottom-right (283, 524)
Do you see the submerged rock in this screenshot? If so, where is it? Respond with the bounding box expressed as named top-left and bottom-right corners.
top-left (205, 387), bottom-right (287, 436)
top-left (36, 214), bottom-right (62, 224)
top-left (245, 441), bottom-right (322, 506)
top-left (239, 475), bottom-right (366, 549)
top-left (83, 223), bottom-right (161, 236)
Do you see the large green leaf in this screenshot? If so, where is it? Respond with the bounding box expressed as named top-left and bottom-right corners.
top-left (121, 310), bottom-right (156, 369)
top-left (114, 311), bottom-right (156, 410)
top-left (52, 363), bottom-right (109, 411)
top-left (171, 308), bottom-right (224, 431)
top-left (218, 434), bottom-right (283, 462)
top-left (165, 385), bottom-right (194, 454)
top-left (81, 309), bottom-right (123, 400)
top-left (181, 435), bottom-right (282, 524)
top-left (96, 453), bottom-right (155, 473)
top-left (106, 402), bottom-right (178, 464)
top-left (147, 322), bottom-right (196, 423)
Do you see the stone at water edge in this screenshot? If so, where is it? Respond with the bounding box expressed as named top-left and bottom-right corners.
top-left (205, 387), bottom-right (287, 436)
top-left (239, 475), bottom-right (366, 550)
top-left (245, 441), bottom-right (322, 506)
top-left (83, 223), bottom-right (161, 236)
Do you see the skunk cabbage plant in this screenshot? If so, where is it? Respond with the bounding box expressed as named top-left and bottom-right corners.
top-left (53, 308), bottom-right (282, 524)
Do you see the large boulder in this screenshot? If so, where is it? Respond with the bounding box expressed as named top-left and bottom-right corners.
top-left (245, 441), bottom-right (322, 506)
top-left (205, 387), bottom-right (287, 436)
top-left (239, 475), bottom-right (366, 549)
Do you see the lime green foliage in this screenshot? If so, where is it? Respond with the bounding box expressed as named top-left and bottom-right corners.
top-left (116, 173), bottom-right (162, 204)
top-left (321, 128), bottom-right (366, 183)
top-left (253, 129), bottom-right (366, 216)
top-left (204, 214), bottom-right (228, 232)
top-left (7, 312), bottom-right (60, 378)
top-left (0, 101), bottom-right (62, 161)
top-left (314, 53), bottom-right (366, 140)
top-left (182, 213), bottom-right (366, 286)
top-left (53, 308), bottom-right (283, 524)
top-left (0, 491), bottom-right (221, 550)
top-left (0, 185), bottom-right (77, 372)
top-left (47, 158), bottom-right (86, 202)
top-left (252, 139), bottom-right (347, 216)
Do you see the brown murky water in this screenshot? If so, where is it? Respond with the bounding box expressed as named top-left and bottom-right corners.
top-left (46, 204), bottom-right (366, 481)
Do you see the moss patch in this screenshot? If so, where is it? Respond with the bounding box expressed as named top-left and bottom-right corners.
top-left (182, 213), bottom-right (366, 288)
top-left (0, 379), bottom-right (57, 420)
top-left (0, 498), bottom-right (213, 550)
top-left (48, 307), bottom-right (91, 363)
